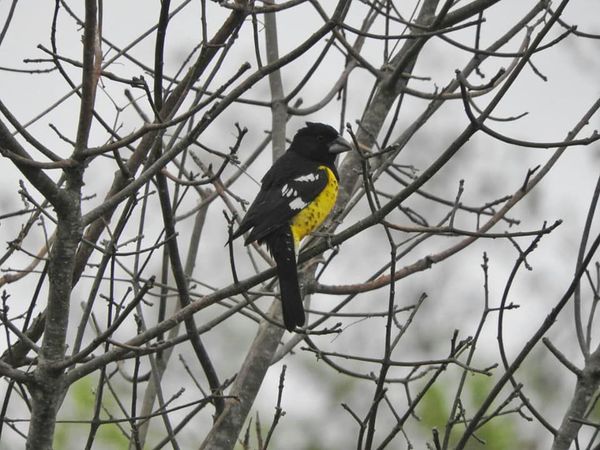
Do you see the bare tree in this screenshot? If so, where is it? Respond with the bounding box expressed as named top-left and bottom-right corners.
top-left (0, 1), bottom-right (599, 449)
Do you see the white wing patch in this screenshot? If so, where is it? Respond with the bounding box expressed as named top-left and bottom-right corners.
top-left (281, 184), bottom-right (298, 198)
top-left (289, 197), bottom-right (307, 211)
top-left (294, 173), bottom-right (318, 182)
top-left (281, 171), bottom-right (322, 213)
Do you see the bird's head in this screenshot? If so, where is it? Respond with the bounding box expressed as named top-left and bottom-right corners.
top-left (290, 122), bottom-right (352, 164)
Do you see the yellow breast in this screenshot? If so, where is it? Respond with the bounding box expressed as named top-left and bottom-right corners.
top-left (290, 166), bottom-right (338, 248)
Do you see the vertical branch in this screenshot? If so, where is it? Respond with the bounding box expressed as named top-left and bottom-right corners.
top-left (264, 1), bottom-right (286, 157)
top-left (74, 0), bottom-right (101, 154)
top-left (26, 1), bottom-right (99, 446)
top-left (153, 0), bottom-right (170, 113)
top-left (131, 2), bottom-right (173, 446)
top-left (350, 131), bottom-right (398, 449)
top-left (363, 241), bottom-right (397, 450)
top-left (0, 0), bottom-right (18, 46)
top-left (133, 2), bottom-right (225, 446)
top-left (153, 168), bottom-right (224, 410)
top-left (150, 1), bottom-right (224, 410)
top-left (573, 173), bottom-right (600, 358)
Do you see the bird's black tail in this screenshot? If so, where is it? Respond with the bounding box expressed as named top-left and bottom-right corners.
top-left (267, 228), bottom-right (305, 331)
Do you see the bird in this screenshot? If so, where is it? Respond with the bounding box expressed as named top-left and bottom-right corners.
top-left (230, 122), bottom-right (351, 331)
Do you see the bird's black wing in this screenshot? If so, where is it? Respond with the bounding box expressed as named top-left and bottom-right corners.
top-left (231, 153), bottom-right (328, 245)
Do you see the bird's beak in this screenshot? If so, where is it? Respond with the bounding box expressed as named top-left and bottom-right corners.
top-left (328, 136), bottom-right (352, 154)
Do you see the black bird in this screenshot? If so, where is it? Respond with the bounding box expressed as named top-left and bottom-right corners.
top-left (230, 122), bottom-right (351, 331)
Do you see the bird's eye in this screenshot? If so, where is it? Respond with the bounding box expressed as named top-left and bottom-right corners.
top-left (317, 135), bottom-right (325, 142)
